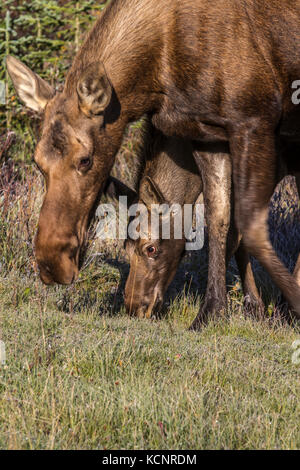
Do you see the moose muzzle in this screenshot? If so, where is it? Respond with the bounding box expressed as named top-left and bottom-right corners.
top-left (34, 220), bottom-right (81, 285)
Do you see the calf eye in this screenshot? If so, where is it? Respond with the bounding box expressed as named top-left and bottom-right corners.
top-left (78, 157), bottom-right (91, 171)
top-left (146, 246), bottom-right (157, 257)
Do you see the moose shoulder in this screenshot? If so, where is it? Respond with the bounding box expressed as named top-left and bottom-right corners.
top-left (6, 0), bottom-right (300, 323)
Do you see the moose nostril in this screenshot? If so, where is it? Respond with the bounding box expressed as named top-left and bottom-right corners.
top-left (39, 262), bottom-right (52, 274)
top-left (37, 260), bottom-right (55, 285)
top-left (38, 260), bottom-right (53, 277)
top-left (44, 264), bottom-right (52, 274)
top-left (126, 299), bottom-right (148, 314)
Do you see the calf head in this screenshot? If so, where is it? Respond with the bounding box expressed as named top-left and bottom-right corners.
top-left (124, 177), bottom-right (187, 318)
top-left (6, 56), bottom-right (122, 284)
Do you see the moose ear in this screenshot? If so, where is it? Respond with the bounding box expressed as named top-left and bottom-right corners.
top-left (6, 56), bottom-right (54, 112)
top-left (77, 62), bottom-right (112, 117)
top-left (103, 177), bottom-right (137, 206)
top-left (139, 176), bottom-right (165, 208)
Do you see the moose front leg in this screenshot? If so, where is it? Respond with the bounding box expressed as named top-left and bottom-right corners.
top-left (230, 122), bottom-right (300, 320)
top-left (190, 149), bottom-right (232, 329)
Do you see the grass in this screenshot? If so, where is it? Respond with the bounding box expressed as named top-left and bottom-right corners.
top-left (0, 275), bottom-right (299, 450)
top-left (0, 126), bottom-right (300, 450)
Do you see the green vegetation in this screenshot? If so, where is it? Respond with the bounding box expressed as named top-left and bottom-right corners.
top-left (1, 283), bottom-right (299, 449)
top-left (0, 0), bottom-right (107, 156)
top-left (0, 0), bottom-right (299, 450)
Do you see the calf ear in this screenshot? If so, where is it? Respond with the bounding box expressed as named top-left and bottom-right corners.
top-left (140, 176), bottom-right (165, 208)
top-left (77, 62), bottom-right (112, 117)
top-left (104, 177), bottom-right (137, 206)
top-left (6, 56), bottom-right (54, 112)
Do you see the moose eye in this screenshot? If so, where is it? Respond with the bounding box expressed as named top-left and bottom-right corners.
top-left (146, 246), bottom-right (157, 257)
top-left (78, 157), bottom-right (91, 171)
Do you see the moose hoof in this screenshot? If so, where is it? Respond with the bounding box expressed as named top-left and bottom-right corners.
top-left (243, 294), bottom-right (265, 319)
top-left (189, 298), bottom-right (227, 331)
top-left (274, 295), bottom-right (298, 324)
top-left (188, 314), bottom-right (208, 331)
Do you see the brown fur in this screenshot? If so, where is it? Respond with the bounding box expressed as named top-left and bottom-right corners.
top-left (113, 124), bottom-right (263, 319)
top-left (6, 0), bottom-right (300, 323)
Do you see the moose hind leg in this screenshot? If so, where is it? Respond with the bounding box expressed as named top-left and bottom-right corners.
top-left (234, 241), bottom-right (264, 315)
top-left (190, 149), bottom-right (232, 330)
top-left (230, 123), bottom-right (300, 320)
top-left (226, 188), bottom-right (264, 314)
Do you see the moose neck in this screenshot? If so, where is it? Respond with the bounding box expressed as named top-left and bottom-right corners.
top-left (65, 0), bottom-right (168, 112)
top-left (143, 132), bottom-right (202, 207)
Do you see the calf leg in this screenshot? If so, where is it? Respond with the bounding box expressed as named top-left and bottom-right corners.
top-left (230, 122), bottom-right (300, 320)
top-left (190, 148), bottom-right (232, 329)
top-left (226, 194), bottom-right (264, 313)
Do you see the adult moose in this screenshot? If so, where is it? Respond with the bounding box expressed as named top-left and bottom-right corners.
top-left (6, 0), bottom-right (300, 327)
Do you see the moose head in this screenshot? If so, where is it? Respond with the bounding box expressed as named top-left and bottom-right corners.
top-left (6, 56), bottom-right (125, 284)
top-left (122, 176), bottom-right (189, 318)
